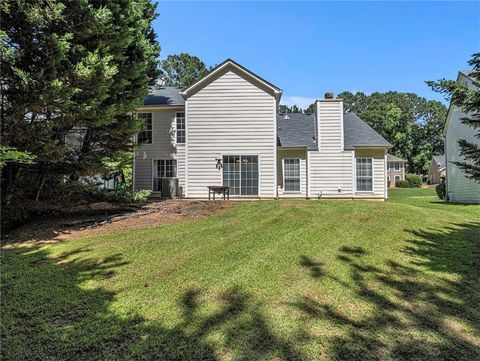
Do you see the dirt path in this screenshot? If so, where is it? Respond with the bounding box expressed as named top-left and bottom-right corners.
top-left (4, 200), bottom-right (232, 244)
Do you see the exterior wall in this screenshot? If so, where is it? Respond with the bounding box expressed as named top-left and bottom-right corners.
top-left (427, 161), bottom-right (442, 184)
top-left (445, 105), bottom-right (480, 203)
top-left (387, 162), bottom-right (406, 186)
top-left (133, 107), bottom-right (185, 193)
top-left (309, 100), bottom-right (354, 198)
top-left (355, 149), bottom-right (387, 199)
top-left (186, 70), bottom-right (276, 198)
top-left (277, 148), bottom-right (307, 197)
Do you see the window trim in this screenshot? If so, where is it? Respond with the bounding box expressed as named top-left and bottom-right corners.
top-left (175, 111), bottom-right (185, 144)
top-left (355, 157), bottom-right (374, 193)
top-left (137, 112), bottom-right (153, 145)
top-left (283, 158), bottom-right (301, 193)
top-left (221, 154), bottom-right (260, 197)
top-left (152, 159), bottom-right (178, 192)
top-left (394, 162), bottom-right (400, 171)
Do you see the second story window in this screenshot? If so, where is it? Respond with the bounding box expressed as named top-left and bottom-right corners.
top-left (176, 112), bottom-right (185, 144)
top-left (395, 162), bottom-right (400, 171)
top-left (137, 113), bottom-right (152, 144)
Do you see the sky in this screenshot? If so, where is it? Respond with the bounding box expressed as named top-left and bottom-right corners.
top-left (154, 1), bottom-right (480, 108)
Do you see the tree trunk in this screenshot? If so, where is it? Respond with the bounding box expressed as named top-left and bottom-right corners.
top-left (35, 172), bottom-right (46, 201)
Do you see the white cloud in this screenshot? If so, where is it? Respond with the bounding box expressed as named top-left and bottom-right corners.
top-left (280, 96), bottom-right (316, 109)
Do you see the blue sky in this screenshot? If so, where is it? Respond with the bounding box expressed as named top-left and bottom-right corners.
top-left (154, 1), bottom-right (479, 108)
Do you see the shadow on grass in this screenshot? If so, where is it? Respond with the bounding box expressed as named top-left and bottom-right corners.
top-left (1, 244), bottom-right (302, 360)
top-left (292, 222), bottom-right (480, 360)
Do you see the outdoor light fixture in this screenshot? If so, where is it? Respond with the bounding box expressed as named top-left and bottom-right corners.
top-left (215, 158), bottom-right (223, 170)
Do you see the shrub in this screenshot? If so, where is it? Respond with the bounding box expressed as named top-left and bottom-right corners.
top-left (435, 183), bottom-right (447, 200)
top-left (102, 186), bottom-right (151, 203)
top-left (406, 174), bottom-right (422, 188)
top-left (397, 180), bottom-right (409, 188)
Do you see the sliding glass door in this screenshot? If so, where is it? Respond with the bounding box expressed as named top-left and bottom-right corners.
top-left (223, 155), bottom-right (258, 196)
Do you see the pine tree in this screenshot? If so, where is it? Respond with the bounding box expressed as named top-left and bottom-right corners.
top-left (427, 53), bottom-right (480, 182)
top-left (0, 0), bottom-right (160, 201)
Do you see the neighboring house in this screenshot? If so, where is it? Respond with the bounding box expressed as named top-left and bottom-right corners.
top-left (386, 154), bottom-right (407, 187)
top-left (443, 71), bottom-right (480, 203)
top-left (133, 59), bottom-right (391, 200)
top-left (427, 155), bottom-right (446, 185)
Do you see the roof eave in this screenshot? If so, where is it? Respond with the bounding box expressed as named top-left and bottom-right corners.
top-left (180, 58), bottom-right (282, 99)
top-left (353, 144), bottom-right (392, 149)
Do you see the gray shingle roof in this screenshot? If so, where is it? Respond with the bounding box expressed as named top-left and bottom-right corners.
top-left (433, 155), bottom-right (445, 167)
top-left (343, 112), bottom-right (392, 150)
top-left (387, 154), bottom-right (407, 162)
top-left (277, 113), bottom-right (318, 150)
top-left (144, 87), bottom-right (185, 106)
top-left (276, 112), bottom-right (391, 151)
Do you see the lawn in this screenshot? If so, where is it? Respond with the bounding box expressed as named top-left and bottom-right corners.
top-left (2, 188), bottom-right (480, 360)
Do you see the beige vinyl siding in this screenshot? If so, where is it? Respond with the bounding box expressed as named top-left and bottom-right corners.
top-left (445, 106), bottom-right (480, 203)
top-left (427, 161), bottom-right (442, 185)
top-left (309, 100), bottom-right (354, 198)
top-left (186, 70), bottom-right (276, 198)
top-left (133, 107), bottom-right (185, 192)
top-left (387, 163), bottom-right (406, 185)
top-left (355, 148), bottom-right (387, 199)
top-left (309, 151), bottom-right (354, 197)
top-left (277, 148), bottom-right (307, 197)
top-left (317, 100), bottom-right (343, 152)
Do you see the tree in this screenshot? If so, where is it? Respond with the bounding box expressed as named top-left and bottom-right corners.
top-left (0, 0), bottom-right (160, 202)
top-left (0, 147), bottom-right (35, 168)
top-left (160, 54), bottom-right (209, 86)
top-left (278, 104), bottom-right (303, 113)
top-left (304, 103), bottom-right (315, 114)
top-left (338, 91), bottom-right (447, 173)
top-left (427, 53), bottom-right (480, 182)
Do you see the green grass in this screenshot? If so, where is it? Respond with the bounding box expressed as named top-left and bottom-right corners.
top-left (2, 189), bottom-right (480, 360)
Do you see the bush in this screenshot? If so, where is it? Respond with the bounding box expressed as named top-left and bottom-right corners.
top-left (405, 173), bottom-right (422, 188)
top-left (397, 180), bottom-right (409, 188)
top-left (435, 183), bottom-right (447, 200)
top-left (102, 186), bottom-right (151, 203)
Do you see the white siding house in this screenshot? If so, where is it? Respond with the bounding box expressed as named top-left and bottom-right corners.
top-left (443, 71), bottom-right (480, 203)
top-left (134, 59), bottom-right (391, 200)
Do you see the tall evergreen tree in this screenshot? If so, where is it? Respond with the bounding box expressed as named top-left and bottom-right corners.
top-left (0, 0), bottom-right (160, 202)
top-left (427, 53), bottom-right (480, 182)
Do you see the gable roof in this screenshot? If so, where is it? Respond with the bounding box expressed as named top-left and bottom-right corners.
top-left (143, 87), bottom-right (185, 106)
top-left (180, 59), bottom-right (282, 102)
top-left (387, 154), bottom-right (407, 163)
top-left (276, 112), bottom-right (391, 151)
top-left (432, 155), bottom-right (445, 167)
top-left (343, 112), bottom-right (392, 150)
top-left (277, 113), bottom-right (318, 150)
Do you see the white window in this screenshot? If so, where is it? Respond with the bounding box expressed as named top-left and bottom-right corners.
top-left (153, 159), bottom-right (177, 191)
top-left (284, 158), bottom-right (300, 192)
top-left (176, 112), bottom-right (185, 143)
top-left (394, 162), bottom-right (400, 171)
top-left (356, 158), bottom-right (373, 192)
top-left (137, 113), bottom-right (152, 144)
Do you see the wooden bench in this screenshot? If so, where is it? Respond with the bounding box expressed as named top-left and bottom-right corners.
top-left (207, 186), bottom-right (230, 200)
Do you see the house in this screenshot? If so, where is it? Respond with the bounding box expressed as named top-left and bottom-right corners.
top-left (443, 71), bottom-right (480, 203)
top-left (386, 154), bottom-right (407, 187)
top-left (427, 155), bottom-right (445, 185)
top-left (133, 59), bottom-right (391, 200)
